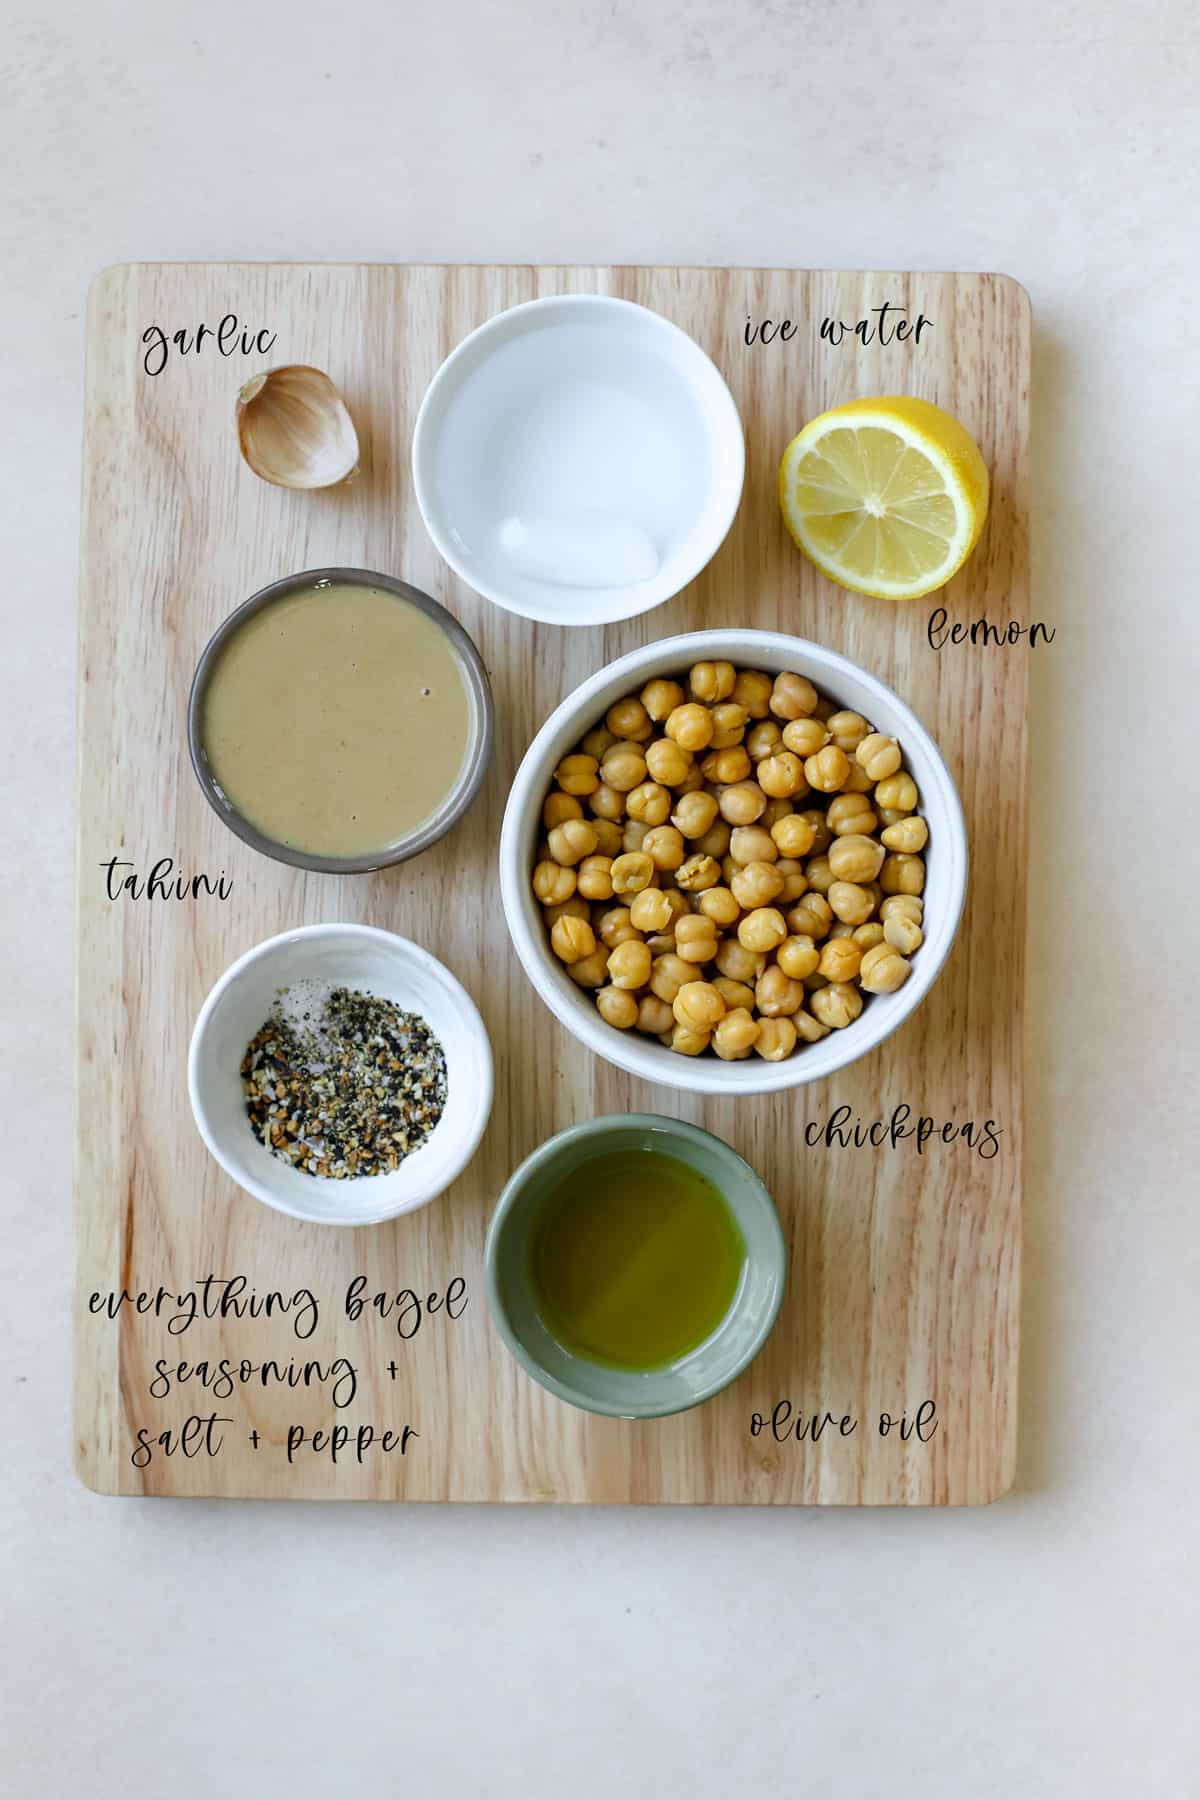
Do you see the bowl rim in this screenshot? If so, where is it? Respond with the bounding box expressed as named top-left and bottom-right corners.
top-left (499, 627), bottom-right (969, 1096)
top-left (410, 293), bottom-right (746, 626)
top-left (187, 566), bottom-right (495, 874)
top-left (187, 922), bottom-right (494, 1225)
top-left (483, 1112), bottom-right (787, 1419)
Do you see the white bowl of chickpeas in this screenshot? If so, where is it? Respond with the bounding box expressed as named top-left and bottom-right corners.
top-left (500, 631), bottom-right (967, 1094)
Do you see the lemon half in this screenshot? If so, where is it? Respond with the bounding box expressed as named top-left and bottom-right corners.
top-left (779, 396), bottom-right (989, 600)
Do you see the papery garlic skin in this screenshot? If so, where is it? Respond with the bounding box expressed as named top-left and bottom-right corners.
top-left (236, 365), bottom-right (359, 489)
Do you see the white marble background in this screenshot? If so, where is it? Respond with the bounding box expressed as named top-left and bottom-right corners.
top-left (2, 2), bottom-right (1197, 1794)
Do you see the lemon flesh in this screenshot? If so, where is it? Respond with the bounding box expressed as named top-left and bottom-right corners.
top-left (779, 396), bottom-right (989, 600)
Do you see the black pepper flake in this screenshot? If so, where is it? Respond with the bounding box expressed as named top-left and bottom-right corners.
top-left (240, 986), bottom-right (448, 1180)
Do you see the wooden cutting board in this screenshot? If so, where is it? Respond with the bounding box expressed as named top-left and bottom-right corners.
top-left (75, 263), bottom-right (1029, 1503)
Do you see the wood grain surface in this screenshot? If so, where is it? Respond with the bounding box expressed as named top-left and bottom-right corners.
top-left (75, 263), bottom-right (1029, 1503)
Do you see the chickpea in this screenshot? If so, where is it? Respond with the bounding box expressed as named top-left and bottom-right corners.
top-left (695, 819), bottom-right (732, 860)
top-left (810, 981), bottom-right (864, 1030)
top-left (811, 695), bottom-right (836, 721)
top-left (732, 668), bottom-right (774, 718)
top-left (672, 980), bottom-right (726, 1034)
top-left (855, 732), bottom-right (902, 781)
top-left (713, 1008), bottom-right (760, 1060)
top-left (641, 677), bottom-right (686, 722)
top-left (547, 818), bottom-right (599, 867)
top-left (771, 813), bottom-right (816, 858)
top-left (729, 824), bottom-right (777, 866)
top-left (755, 1017), bottom-right (798, 1061)
top-left (554, 752), bottom-right (600, 796)
top-left (597, 905), bottom-right (640, 949)
top-left (567, 947), bottom-right (609, 988)
top-left (697, 886), bottom-right (741, 928)
top-left (605, 696), bottom-right (653, 743)
top-left (581, 724), bottom-right (617, 763)
top-left (701, 745), bottom-right (751, 785)
top-left (781, 716), bottom-right (829, 758)
top-left (883, 911), bottom-right (924, 955)
top-left (818, 938), bottom-right (862, 983)
top-left (629, 887), bottom-right (673, 934)
top-left (689, 659), bottom-right (736, 703)
top-left (642, 824), bottom-right (686, 871)
top-left (805, 854), bottom-right (834, 894)
top-left (777, 934), bottom-right (820, 980)
top-left (731, 860), bottom-right (785, 910)
top-left (756, 964), bottom-right (805, 1017)
top-left (576, 854), bottom-right (614, 901)
top-left (641, 741), bottom-right (688, 790)
top-left (804, 745), bottom-right (851, 792)
top-left (674, 763), bottom-right (706, 795)
top-left (590, 818), bottom-right (623, 858)
top-left (874, 771), bottom-right (918, 813)
top-left (879, 853), bottom-right (926, 897)
top-left (828, 833), bottom-right (886, 884)
top-left (797, 808), bottom-right (832, 855)
top-left (626, 781), bottom-right (671, 826)
top-left (550, 915), bottom-right (597, 965)
top-left (828, 880), bottom-right (876, 925)
top-left (718, 781), bottom-right (767, 825)
top-left (670, 1024), bottom-right (711, 1057)
top-left (787, 893), bottom-right (833, 941)
top-left (746, 719), bottom-right (784, 760)
top-left (672, 789), bottom-right (720, 840)
top-left (757, 751), bottom-right (807, 799)
top-left (827, 793), bottom-right (877, 838)
top-left (636, 993), bottom-right (675, 1035)
top-left (610, 851), bottom-right (655, 895)
top-left (859, 942), bottom-right (912, 994)
top-left (543, 896), bottom-right (589, 927)
top-left (709, 701), bottom-right (749, 748)
top-left (881, 816), bottom-right (929, 854)
top-left (793, 1010), bottom-right (831, 1045)
top-left (676, 914), bottom-right (720, 963)
top-left (713, 974), bottom-right (757, 1012)
top-left (650, 953), bottom-right (693, 1003)
top-left (715, 938), bottom-right (765, 984)
top-left (673, 853), bottom-right (718, 893)
top-left (665, 702), bottom-right (714, 752)
top-left (881, 893), bottom-right (924, 925)
top-left (596, 986), bottom-right (640, 1029)
top-left (738, 907), bottom-right (787, 953)
top-left (589, 782), bottom-right (626, 822)
top-left (719, 854), bottom-right (738, 885)
top-left (770, 671), bottom-right (819, 719)
top-left (622, 819), bottom-right (649, 854)
top-left (533, 860), bottom-right (576, 906)
top-left (823, 711), bottom-right (866, 754)
top-left (853, 921), bottom-right (887, 950)
top-left (774, 858), bottom-right (808, 902)
top-left (607, 939), bottom-right (653, 990)
top-left (543, 792), bottom-right (583, 830)
top-left (601, 744), bottom-right (648, 794)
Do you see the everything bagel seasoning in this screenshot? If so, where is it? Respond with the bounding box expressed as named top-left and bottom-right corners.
top-left (241, 983), bottom-right (447, 1179)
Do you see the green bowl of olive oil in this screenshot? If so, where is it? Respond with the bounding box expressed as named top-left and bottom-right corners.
top-left (485, 1114), bottom-right (786, 1419)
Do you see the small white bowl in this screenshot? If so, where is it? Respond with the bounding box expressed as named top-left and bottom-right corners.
top-left (411, 295), bottom-right (745, 626)
top-left (500, 630), bottom-right (968, 1096)
top-left (188, 924), bottom-right (493, 1225)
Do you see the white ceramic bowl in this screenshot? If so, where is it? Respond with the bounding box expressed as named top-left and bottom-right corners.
top-left (411, 295), bottom-right (745, 626)
top-left (188, 925), bottom-right (493, 1225)
top-left (500, 630), bottom-right (968, 1096)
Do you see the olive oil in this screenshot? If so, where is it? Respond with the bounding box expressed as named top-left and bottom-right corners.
top-left (529, 1148), bottom-right (746, 1370)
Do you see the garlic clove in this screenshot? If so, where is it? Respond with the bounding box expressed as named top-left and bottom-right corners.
top-left (236, 364), bottom-right (359, 489)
